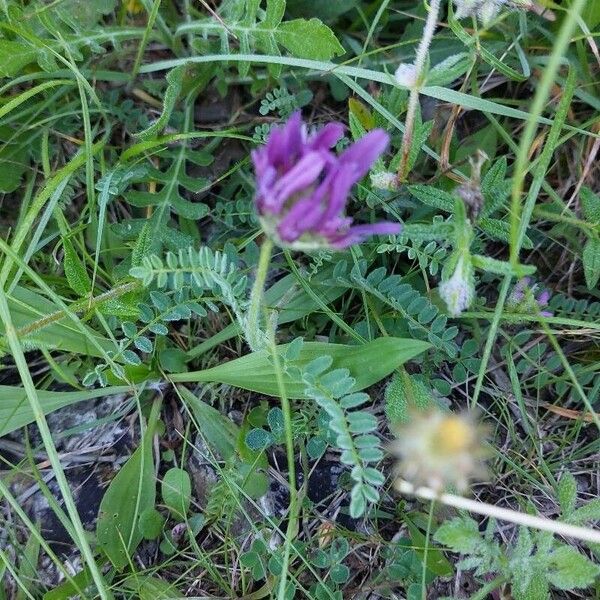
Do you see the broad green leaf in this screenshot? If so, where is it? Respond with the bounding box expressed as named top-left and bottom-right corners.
top-left (545, 545), bottom-right (600, 590)
top-left (139, 508), bottom-right (165, 540)
top-left (582, 2), bottom-right (600, 29)
top-left (286, 0), bottom-right (357, 20)
top-left (385, 370), bottom-right (433, 425)
top-left (97, 429), bottom-right (156, 569)
top-left (276, 18), bottom-right (344, 60)
top-left (0, 40), bottom-right (37, 77)
top-left (161, 467), bottom-right (192, 518)
top-left (52, 0), bottom-right (116, 29)
top-left (582, 237), bottom-right (600, 289)
top-left (405, 517), bottom-right (453, 577)
top-left (580, 187), bottom-right (600, 224)
top-left (427, 53), bottom-right (471, 86)
top-left (174, 338), bottom-right (430, 399)
top-left (245, 428), bottom-right (274, 451)
top-left (407, 185), bottom-right (455, 213)
top-left (62, 238), bottom-right (92, 296)
top-left (16, 524), bottom-right (41, 600)
top-left (178, 386), bottom-right (239, 461)
top-left (42, 567), bottom-right (95, 600)
top-left (0, 385), bottom-right (131, 437)
top-left (121, 575), bottom-right (180, 600)
top-left (0, 125), bottom-right (29, 193)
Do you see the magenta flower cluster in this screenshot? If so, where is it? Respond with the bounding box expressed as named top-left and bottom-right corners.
top-left (251, 112), bottom-right (402, 249)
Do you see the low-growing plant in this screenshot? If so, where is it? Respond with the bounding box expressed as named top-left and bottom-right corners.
top-left (0, 0), bottom-right (599, 598)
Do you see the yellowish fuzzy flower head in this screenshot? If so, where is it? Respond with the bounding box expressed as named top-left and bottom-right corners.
top-left (391, 409), bottom-right (489, 493)
top-left (125, 0), bottom-right (145, 15)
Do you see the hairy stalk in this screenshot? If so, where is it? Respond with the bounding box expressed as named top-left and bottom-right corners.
top-left (397, 0), bottom-right (442, 182)
top-left (270, 331), bottom-right (299, 600)
top-left (397, 480), bottom-right (600, 544)
top-left (13, 281), bottom-right (140, 339)
top-left (130, 0), bottom-right (162, 84)
top-left (421, 499), bottom-right (437, 600)
top-left (246, 237), bottom-right (273, 351)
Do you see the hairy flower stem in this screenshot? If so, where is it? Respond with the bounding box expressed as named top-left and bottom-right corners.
top-left (397, 0), bottom-right (442, 182)
top-left (397, 480), bottom-right (600, 544)
top-left (13, 281), bottom-right (140, 339)
top-left (269, 330), bottom-right (299, 600)
top-left (246, 236), bottom-right (273, 351)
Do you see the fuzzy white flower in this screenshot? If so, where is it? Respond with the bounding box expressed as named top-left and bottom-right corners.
top-left (439, 255), bottom-right (475, 317)
top-left (391, 409), bottom-right (488, 492)
top-left (394, 63), bottom-right (419, 88)
top-left (370, 170), bottom-right (399, 191)
top-left (454, 0), bottom-right (506, 25)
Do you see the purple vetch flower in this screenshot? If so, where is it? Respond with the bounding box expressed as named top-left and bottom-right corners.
top-left (251, 112), bottom-right (402, 250)
top-left (507, 278), bottom-right (553, 317)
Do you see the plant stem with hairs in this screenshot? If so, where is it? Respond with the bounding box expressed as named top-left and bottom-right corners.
top-left (397, 0), bottom-right (442, 182)
top-left (397, 480), bottom-right (600, 544)
top-left (245, 236), bottom-right (273, 351)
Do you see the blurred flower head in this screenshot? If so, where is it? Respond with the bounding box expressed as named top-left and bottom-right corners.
top-left (453, 0), bottom-right (547, 26)
top-left (439, 255), bottom-right (475, 317)
top-left (454, 0), bottom-right (507, 25)
top-left (507, 277), bottom-right (553, 317)
top-left (391, 409), bottom-right (489, 492)
top-left (370, 170), bottom-right (399, 191)
top-left (251, 112), bottom-right (402, 250)
top-left (394, 63), bottom-right (419, 88)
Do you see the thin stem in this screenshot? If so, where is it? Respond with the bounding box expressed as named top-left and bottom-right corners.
top-left (0, 287), bottom-right (111, 598)
top-left (13, 280), bottom-right (139, 339)
top-left (130, 0), bottom-right (162, 84)
top-left (421, 499), bottom-right (436, 600)
top-left (397, 480), bottom-right (600, 544)
top-left (270, 331), bottom-right (298, 600)
top-left (246, 236), bottom-right (273, 351)
top-left (397, 0), bottom-right (442, 182)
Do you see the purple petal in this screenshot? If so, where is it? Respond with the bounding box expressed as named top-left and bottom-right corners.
top-left (277, 195), bottom-right (325, 241)
top-left (537, 290), bottom-right (551, 306)
top-left (254, 165), bottom-right (277, 213)
top-left (268, 152), bottom-right (325, 212)
top-left (308, 122), bottom-right (345, 151)
top-left (540, 310), bottom-right (553, 318)
top-left (266, 111), bottom-right (304, 167)
top-left (339, 129), bottom-right (390, 180)
top-left (321, 163), bottom-right (355, 223)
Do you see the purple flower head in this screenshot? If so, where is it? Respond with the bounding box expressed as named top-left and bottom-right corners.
top-left (507, 278), bottom-right (553, 318)
top-left (252, 112), bottom-right (402, 250)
